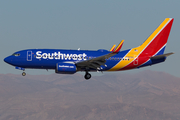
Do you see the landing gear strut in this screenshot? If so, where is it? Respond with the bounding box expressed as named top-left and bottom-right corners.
top-left (84, 72), bottom-right (91, 80)
top-left (22, 72), bottom-right (26, 76)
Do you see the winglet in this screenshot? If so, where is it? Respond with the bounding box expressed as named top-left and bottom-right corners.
top-left (109, 44), bottom-right (116, 52)
top-left (113, 40), bottom-right (124, 53)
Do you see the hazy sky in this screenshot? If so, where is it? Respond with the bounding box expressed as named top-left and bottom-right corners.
top-left (1, 0), bottom-right (180, 77)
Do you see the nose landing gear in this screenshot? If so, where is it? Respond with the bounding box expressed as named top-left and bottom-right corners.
top-left (22, 72), bottom-right (26, 76)
top-left (84, 72), bottom-right (91, 80)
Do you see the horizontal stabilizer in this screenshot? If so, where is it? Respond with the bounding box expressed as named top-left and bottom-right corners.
top-left (113, 40), bottom-right (124, 53)
top-left (151, 52), bottom-right (174, 59)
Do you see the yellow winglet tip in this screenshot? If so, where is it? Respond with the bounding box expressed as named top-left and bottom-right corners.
top-left (114, 40), bottom-right (124, 53)
top-left (110, 44), bottom-right (116, 52)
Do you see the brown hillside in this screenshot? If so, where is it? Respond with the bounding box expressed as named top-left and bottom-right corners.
top-left (0, 70), bottom-right (180, 120)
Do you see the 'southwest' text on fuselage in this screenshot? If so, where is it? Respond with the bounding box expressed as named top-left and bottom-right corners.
top-left (36, 51), bottom-right (87, 60)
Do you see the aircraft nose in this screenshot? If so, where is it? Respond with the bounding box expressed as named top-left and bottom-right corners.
top-left (4, 56), bottom-right (12, 64)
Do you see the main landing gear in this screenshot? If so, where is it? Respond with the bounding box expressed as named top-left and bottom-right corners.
top-left (84, 71), bottom-right (91, 80)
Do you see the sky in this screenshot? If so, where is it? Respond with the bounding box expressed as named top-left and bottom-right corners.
top-left (0, 0), bottom-right (180, 77)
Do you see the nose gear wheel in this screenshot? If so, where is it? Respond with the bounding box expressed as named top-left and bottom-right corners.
top-left (22, 72), bottom-right (26, 76)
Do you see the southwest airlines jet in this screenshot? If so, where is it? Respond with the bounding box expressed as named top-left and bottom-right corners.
top-left (4, 18), bottom-right (174, 80)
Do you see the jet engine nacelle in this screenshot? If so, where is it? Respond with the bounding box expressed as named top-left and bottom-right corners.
top-left (55, 62), bottom-right (77, 74)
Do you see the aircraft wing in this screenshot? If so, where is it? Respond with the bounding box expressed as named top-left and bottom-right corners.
top-left (76, 40), bottom-right (124, 70)
top-left (76, 52), bottom-right (118, 70)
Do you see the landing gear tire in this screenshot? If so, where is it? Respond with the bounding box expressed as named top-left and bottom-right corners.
top-left (22, 72), bottom-right (26, 76)
top-left (84, 72), bottom-right (91, 80)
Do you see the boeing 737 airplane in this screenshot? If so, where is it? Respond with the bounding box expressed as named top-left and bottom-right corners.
top-left (4, 18), bottom-right (174, 80)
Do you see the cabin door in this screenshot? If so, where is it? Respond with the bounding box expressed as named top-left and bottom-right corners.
top-left (27, 51), bottom-right (32, 61)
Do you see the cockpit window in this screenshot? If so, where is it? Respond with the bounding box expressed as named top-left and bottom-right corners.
top-left (12, 53), bottom-right (20, 56)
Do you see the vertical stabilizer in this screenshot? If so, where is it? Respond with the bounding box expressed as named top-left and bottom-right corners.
top-left (138, 18), bottom-right (174, 56)
top-left (108, 18), bottom-right (174, 71)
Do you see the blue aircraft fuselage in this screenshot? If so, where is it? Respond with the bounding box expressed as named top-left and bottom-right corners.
top-left (4, 18), bottom-right (174, 79)
top-left (4, 49), bottom-right (130, 71)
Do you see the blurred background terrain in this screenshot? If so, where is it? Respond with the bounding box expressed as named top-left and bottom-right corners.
top-left (0, 70), bottom-right (180, 120)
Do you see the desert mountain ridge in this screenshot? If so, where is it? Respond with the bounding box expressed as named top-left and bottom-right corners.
top-left (0, 70), bottom-right (180, 120)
